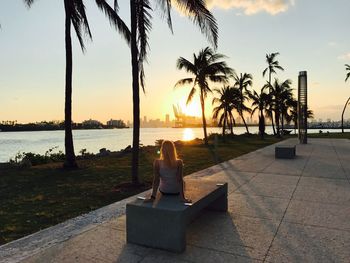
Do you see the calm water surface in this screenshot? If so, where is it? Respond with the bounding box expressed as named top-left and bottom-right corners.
top-left (0, 127), bottom-right (348, 162)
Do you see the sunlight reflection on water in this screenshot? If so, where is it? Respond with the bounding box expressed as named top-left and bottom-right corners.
top-left (182, 128), bottom-right (195, 141)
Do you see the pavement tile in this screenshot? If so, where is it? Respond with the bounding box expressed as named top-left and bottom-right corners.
top-left (228, 193), bottom-right (290, 221)
top-left (234, 180), bottom-right (296, 199)
top-left (262, 158), bottom-right (307, 176)
top-left (190, 170), bottom-right (257, 193)
top-left (249, 173), bottom-right (300, 185)
top-left (284, 200), bottom-right (350, 230)
top-left (23, 227), bottom-right (147, 263)
top-left (293, 177), bottom-right (350, 204)
top-left (140, 245), bottom-right (261, 263)
top-left (302, 157), bottom-right (347, 179)
top-left (265, 222), bottom-right (350, 263)
top-left (227, 157), bottom-right (274, 173)
top-left (186, 211), bottom-right (279, 260)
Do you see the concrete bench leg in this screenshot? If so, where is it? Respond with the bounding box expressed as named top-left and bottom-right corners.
top-left (126, 205), bottom-right (186, 252)
top-left (206, 194), bottom-right (228, 212)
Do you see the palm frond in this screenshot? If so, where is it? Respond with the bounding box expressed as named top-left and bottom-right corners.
top-left (136, 0), bottom-right (152, 63)
top-left (113, 0), bottom-right (119, 12)
top-left (174, 78), bottom-right (194, 88)
top-left (345, 64), bottom-right (350, 82)
top-left (186, 87), bottom-right (197, 105)
top-left (174, 0), bottom-right (218, 48)
top-left (69, 1), bottom-right (92, 52)
top-left (157, 0), bottom-right (173, 33)
top-left (95, 0), bottom-right (130, 44)
top-left (23, 0), bottom-right (35, 7)
top-left (176, 57), bottom-right (197, 74)
top-left (262, 67), bottom-right (268, 77)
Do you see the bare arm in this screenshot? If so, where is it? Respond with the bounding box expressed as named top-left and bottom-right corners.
top-left (150, 160), bottom-right (160, 198)
top-left (177, 160), bottom-right (190, 202)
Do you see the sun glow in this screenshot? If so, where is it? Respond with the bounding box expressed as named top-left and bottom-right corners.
top-left (179, 100), bottom-right (202, 117)
top-left (182, 128), bottom-right (195, 141)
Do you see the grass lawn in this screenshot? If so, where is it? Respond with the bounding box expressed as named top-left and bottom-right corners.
top-left (0, 132), bottom-right (348, 245)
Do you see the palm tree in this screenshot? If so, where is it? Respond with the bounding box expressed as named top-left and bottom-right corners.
top-left (233, 73), bottom-right (253, 133)
top-left (290, 99), bottom-right (314, 134)
top-left (24, 0), bottom-right (130, 168)
top-left (262, 52), bottom-right (284, 135)
top-left (127, 1), bottom-right (218, 185)
top-left (250, 89), bottom-right (268, 139)
top-left (341, 64), bottom-right (350, 133)
top-left (278, 82), bottom-right (294, 134)
top-left (175, 47), bottom-right (234, 145)
top-left (271, 79), bottom-right (292, 137)
top-left (212, 86), bottom-right (237, 139)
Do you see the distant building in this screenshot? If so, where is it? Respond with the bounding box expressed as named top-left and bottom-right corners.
top-left (165, 114), bottom-right (170, 127)
top-left (82, 119), bottom-right (103, 129)
top-left (106, 119), bottom-right (126, 128)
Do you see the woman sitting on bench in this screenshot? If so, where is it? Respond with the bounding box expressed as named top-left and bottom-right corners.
top-left (147, 140), bottom-right (191, 203)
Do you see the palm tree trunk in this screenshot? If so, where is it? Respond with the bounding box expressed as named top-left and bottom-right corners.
top-left (269, 72), bottom-right (276, 135)
top-left (341, 97), bottom-right (350, 133)
top-left (200, 91), bottom-right (208, 145)
top-left (130, 0), bottom-right (140, 185)
top-left (281, 112), bottom-right (284, 136)
top-left (222, 111), bottom-right (226, 141)
top-left (259, 109), bottom-right (265, 139)
top-left (230, 114), bottom-right (234, 135)
top-left (275, 111), bottom-right (280, 137)
top-left (241, 114), bottom-right (249, 134)
top-left (63, 1), bottom-right (77, 169)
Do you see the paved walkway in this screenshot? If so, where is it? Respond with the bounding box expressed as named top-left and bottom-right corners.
top-left (1, 138), bottom-right (349, 262)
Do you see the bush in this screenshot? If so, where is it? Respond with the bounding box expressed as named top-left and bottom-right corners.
top-left (9, 146), bottom-right (65, 166)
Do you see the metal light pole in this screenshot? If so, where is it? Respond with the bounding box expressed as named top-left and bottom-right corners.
top-left (298, 71), bottom-right (308, 144)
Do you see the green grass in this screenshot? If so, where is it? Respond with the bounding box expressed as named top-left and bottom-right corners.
top-left (1, 133), bottom-right (348, 245)
top-left (308, 131), bottom-right (350, 139)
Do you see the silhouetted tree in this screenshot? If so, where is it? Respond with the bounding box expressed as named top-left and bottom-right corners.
top-left (233, 73), bottom-right (253, 134)
top-left (24, 0), bottom-right (130, 168)
top-left (175, 47), bottom-right (234, 145)
top-left (212, 86), bottom-right (237, 139)
top-left (262, 52), bottom-right (284, 135)
top-left (342, 64), bottom-right (350, 133)
top-left (127, 0), bottom-right (218, 184)
top-left (250, 89), bottom-right (268, 139)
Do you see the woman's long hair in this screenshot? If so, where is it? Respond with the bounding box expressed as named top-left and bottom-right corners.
top-left (160, 140), bottom-right (178, 167)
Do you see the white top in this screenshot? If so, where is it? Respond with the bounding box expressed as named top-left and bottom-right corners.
top-left (158, 160), bottom-right (181, 194)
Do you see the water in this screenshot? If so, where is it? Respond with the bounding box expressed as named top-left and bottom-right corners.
top-left (0, 127), bottom-right (348, 162)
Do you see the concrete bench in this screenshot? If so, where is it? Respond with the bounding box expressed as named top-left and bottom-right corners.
top-left (275, 145), bottom-right (296, 159)
top-left (126, 179), bottom-right (228, 252)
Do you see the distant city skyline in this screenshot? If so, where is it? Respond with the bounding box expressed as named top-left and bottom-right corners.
top-left (1, 1), bottom-right (350, 122)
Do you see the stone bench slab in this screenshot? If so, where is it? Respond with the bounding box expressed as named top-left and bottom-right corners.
top-left (126, 179), bottom-right (228, 252)
top-left (275, 145), bottom-right (296, 159)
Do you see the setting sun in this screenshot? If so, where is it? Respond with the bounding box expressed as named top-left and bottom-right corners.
top-left (182, 128), bottom-right (195, 141)
top-left (179, 99), bottom-right (202, 117)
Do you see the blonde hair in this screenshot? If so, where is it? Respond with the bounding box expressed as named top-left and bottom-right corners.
top-left (160, 140), bottom-right (178, 167)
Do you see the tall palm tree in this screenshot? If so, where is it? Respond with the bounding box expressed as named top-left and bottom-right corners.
top-left (262, 52), bottom-right (284, 135)
top-left (175, 47), bottom-right (234, 145)
top-left (212, 86), bottom-right (237, 139)
top-left (271, 79), bottom-right (292, 137)
top-left (250, 89), bottom-right (268, 139)
top-left (290, 99), bottom-right (314, 134)
top-left (127, 0), bottom-right (218, 184)
top-left (279, 83), bottom-right (294, 134)
top-left (233, 73), bottom-right (253, 133)
top-left (342, 64), bottom-right (350, 133)
top-left (24, 0), bottom-right (130, 168)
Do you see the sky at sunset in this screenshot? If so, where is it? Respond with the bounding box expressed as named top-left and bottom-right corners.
top-left (1, 0), bottom-right (350, 123)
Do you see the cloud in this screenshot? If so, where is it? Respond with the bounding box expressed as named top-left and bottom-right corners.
top-left (206, 0), bottom-right (295, 15)
top-left (337, 52), bottom-right (350, 60)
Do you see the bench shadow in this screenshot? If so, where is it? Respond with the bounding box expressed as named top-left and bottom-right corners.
top-left (214, 152), bottom-right (344, 262)
top-left (115, 210), bottom-right (253, 262)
